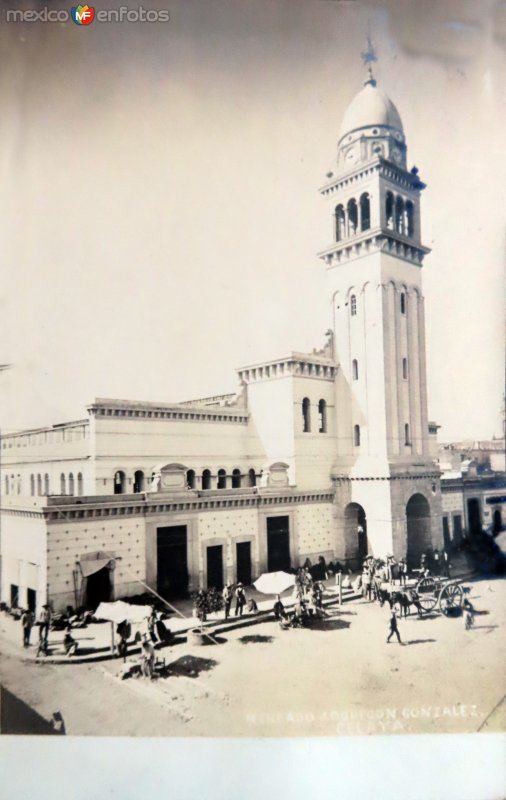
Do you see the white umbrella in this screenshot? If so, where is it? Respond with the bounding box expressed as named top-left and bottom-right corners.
top-left (253, 571), bottom-right (295, 595)
top-left (95, 600), bottom-right (152, 624)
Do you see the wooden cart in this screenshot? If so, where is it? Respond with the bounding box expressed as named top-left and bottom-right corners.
top-left (415, 576), bottom-right (464, 616)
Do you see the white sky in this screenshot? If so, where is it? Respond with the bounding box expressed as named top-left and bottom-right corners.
top-left (0, 0), bottom-right (504, 440)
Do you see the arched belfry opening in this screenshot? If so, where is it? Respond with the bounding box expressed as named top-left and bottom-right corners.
top-left (406, 494), bottom-right (432, 568)
top-left (344, 503), bottom-right (368, 569)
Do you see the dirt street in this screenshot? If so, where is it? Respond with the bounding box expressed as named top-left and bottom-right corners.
top-left (1, 575), bottom-right (504, 737)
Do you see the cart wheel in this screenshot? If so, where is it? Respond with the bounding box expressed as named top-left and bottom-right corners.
top-left (439, 582), bottom-right (464, 616)
top-left (416, 576), bottom-right (438, 613)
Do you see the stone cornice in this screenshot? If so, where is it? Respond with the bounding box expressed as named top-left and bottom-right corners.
top-left (41, 489), bottom-right (335, 523)
top-left (319, 229), bottom-right (430, 268)
top-left (237, 354), bottom-right (337, 384)
top-left (319, 158), bottom-right (426, 197)
top-left (88, 399), bottom-right (248, 424)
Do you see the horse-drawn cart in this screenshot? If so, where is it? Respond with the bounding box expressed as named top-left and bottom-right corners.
top-left (415, 576), bottom-right (464, 615)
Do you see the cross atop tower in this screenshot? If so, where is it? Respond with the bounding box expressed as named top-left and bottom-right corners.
top-left (361, 35), bottom-right (378, 86)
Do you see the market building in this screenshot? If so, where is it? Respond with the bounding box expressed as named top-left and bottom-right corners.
top-left (1, 67), bottom-right (446, 614)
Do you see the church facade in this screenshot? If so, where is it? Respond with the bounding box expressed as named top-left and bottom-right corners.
top-left (0, 72), bottom-right (443, 614)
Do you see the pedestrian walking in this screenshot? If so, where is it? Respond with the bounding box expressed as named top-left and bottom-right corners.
top-left (38, 604), bottom-right (51, 647)
top-left (386, 608), bottom-right (403, 644)
top-left (21, 609), bottom-right (34, 648)
top-left (222, 584), bottom-right (233, 619)
top-left (234, 583), bottom-right (246, 617)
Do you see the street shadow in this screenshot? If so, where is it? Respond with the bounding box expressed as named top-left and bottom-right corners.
top-left (0, 686), bottom-right (63, 735)
top-left (415, 613), bottom-right (438, 621)
top-left (239, 635), bottom-right (274, 645)
top-left (164, 655), bottom-right (218, 678)
top-left (472, 625), bottom-right (498, 631)
top-left (404, 639), bottom-right (437, 645)
top-left (307, 618), bottom-right (351, 632)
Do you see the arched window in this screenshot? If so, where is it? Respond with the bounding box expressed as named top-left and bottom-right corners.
top-left (360, 192), bottom-right (370, 231)
top-left (302, 398), bottom-right (311, 433)
top-left (11, 475), bottom-right (15, 494)
top-left (60, 473), bottom-right (66, 495)
top-left (318, 399), bottom-right (327, 433)
top-left (354, 425), bottom-right (361, 447)
top-left (232, 469), bottom-right (241, 488)
top-left (202, 469), bottom-right (212, 490)
top-left (347, 198), bottom-right (358, 236)
top-left (44, 474), bottom-right (50, 495)
top-left (248, 468), bottom-right (256, 487)
top-left (68, 473), bottom-right (75, 496)
top-left (114, 470), bottom-right (126, 495)
top-left (400, 292), bottom-right (406, 314)
top-left (17, 475), bottom-right (21, 494)
top-left (186, 469), bottom-right (195, 490)
top-left (352, 359), bottom-right (359, 380)
top-left (132, 470), bottom-right (144, 493)
top-left (217, 469), bottom-right (227, 489)
top-left (37, 474), bottom-right (42, 496)
top-left (335, 204), bottom-right (346, 241)
top-left (402, 358), bottom-right (408, 379)
top-left (385, 191), bottom-right (394, 230)
top-left (30, 474), bottom-right (35, 496)
top-left (4, 476), bottom-right (8, 495)
top-left (405, 201), bottom-right (414, 237)
top-left (77, 472), bottom-right (83, 496)
top-left (350, 294), bottom-right (357, 316)
top-left (395, 196), bottom-right (405, 234)
top-left (405, 424), bottom-right (411, 445)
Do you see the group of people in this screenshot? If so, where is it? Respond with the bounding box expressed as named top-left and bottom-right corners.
top-left (222, 583), bottom-right (258, 619)
top-left (420, 548), bottom-right (450, 578)
top-left (274, 570), bottom-right (326, 629)
top-left (18, 604), bottom-right (80, 658)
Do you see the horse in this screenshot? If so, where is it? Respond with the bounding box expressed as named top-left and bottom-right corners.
top-left (391, 589), bottom-right (423, 617)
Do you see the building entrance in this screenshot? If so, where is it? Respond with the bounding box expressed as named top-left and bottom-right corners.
top-left (267, 516), bottom-right (290, 572)
top-left (85, 567), bottom-right (112, 610)
top-left (236, 541), bottom-right (252, 585)
top-left (157, 526), bottom-right (189, 598)
top-left (467, 498), bottom-right (482, 537)
top-left (206, 545), bottom-right (224, 590)
top-left (27, 588), bottom-right (37, 614)
top-left (406, 494), bottom-right (432, 569)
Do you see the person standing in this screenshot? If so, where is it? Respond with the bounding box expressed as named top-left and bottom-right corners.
top-left (141, 635), bottom-right (155, 678)
top-left (21, 609), bottom-right (34, 648)
top-left (442, 549), bottom-right (451, 578)
top-left (38, 604), bottom-right (51, 647)
top-left (222, 584), bottom-right (233, 619)
top-left (234, 583), bottom-right (246, 617)
top-left (386, 608), bottom-right (403, 644)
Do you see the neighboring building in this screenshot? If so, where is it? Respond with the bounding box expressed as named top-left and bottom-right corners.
top-left (441, 472), bottom-right (506, 549)
top-left (0, 66), bottom-right (444, 614)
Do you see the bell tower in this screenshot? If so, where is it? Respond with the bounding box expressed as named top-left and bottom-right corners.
top-left (320, 52), bottom-right (443, 566)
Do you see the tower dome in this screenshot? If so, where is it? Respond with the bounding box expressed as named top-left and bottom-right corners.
top-left (336, 76), bottom-right (407, 174)
top-left (339, 79), bottom-right (403, 143)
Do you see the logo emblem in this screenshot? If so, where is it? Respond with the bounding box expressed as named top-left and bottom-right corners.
top-left (71, 5), bottom-right (95, 25)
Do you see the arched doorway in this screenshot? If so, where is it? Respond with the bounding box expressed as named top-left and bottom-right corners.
top-left (114, 470), bottom-right (126, 495)
top-left (493, 509), bottom-right (503, 535)
top-left (406, 494), bottom-right (432, 568)
top-left (133, 470), bottom-right (145, 493)
top-left (344, 503), bottom-right (368, 569)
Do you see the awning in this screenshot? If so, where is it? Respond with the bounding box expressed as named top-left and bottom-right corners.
top-left (78, 551), bottom-right (116, 578)
top-left (95, 601), bottom-right (152, 624)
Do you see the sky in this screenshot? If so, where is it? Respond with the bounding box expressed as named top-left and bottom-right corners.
top-left (0, 0), bottom-right (504, 441)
